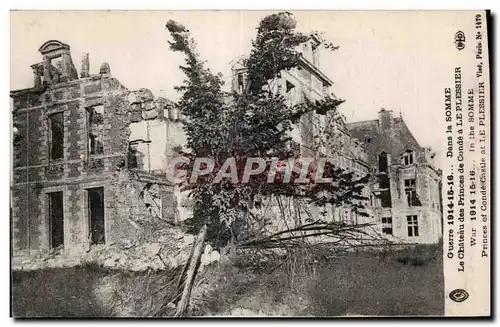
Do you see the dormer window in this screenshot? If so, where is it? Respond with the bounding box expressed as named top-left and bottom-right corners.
top-left (312, 42), bottom-right (319, 66)
top-left (36, 40), bottom-right (78, 84)
top-left (401, 150), bottom-right (414, 165)
top-left (237, 72), bottom-right (245, 94)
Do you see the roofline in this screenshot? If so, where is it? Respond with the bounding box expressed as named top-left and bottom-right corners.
top-left (229, 53), bottom-right (334, 87)
top-left (298, 55), bottom-right (333, 87)
top-left (347, 115), bottom-right (405, 128)
top-left (346, 118), bottom-right (378, 127)
top-left (10, 86), bottom-right (47, 98)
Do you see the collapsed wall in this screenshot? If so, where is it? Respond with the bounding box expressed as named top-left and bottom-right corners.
top-left (10, 40), bottom-right (204, 271)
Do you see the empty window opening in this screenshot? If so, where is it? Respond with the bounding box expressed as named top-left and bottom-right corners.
top-left (127, 144), bottom-right (139, 169)
top-left (312, 43), bottom-right (319, 66)
top-left (404, 179), bottom-right (421, 206)
top-left (378, 152), bottom-right (389, 172)
top-left (379, 175), bottom-right (390, 189)
top-left (87, 105), bottom-right (104, 155)
top-left (49, 112), bottom-right (64, 161)
top-left (381, 190), bottom-right (392, 208)
top-left (88, 187), bottom-right (105, 245)
top-left (142, 183), bottom-right (162, 220)
top-left (381, 217), bottom-right (393, 235)
top-left (401, 150), bottom-right (414, 165)
top-left (237, 72), bottom-right (245, 93)
top-left (340, 209), bottom-right (351, 224)
top-left (48, 191), bottom-right (64, 249)
top-left (285, 80), bottom-right (296, 104)
top-left (52, 56), bottom-right (63, 69)
top-left (407, 215), bottom-right (419, 237)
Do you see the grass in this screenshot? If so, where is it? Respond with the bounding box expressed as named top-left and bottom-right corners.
top-left (11, 263), bottom-right (181, 318)
top-left (11, 264), bottom-right (110, 317)
top-left (306, 250), bottom-right (443, 316)
top-left (195, 244), bottom-right (444, 316)
top-left (11, 244), bottom-right (443, 317)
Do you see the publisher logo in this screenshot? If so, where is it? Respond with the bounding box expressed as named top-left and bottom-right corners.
top-left (455, 31), bottom-right (466, 50)
top-left (449, 289), bottom-right (469, 303)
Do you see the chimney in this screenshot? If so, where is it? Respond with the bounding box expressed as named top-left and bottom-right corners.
top-left (378, 108), bottom-right (394, 131)
top-left (80, 53), bottom-right (90, 78)
top-left (99, 62), bottom-right (111, 75)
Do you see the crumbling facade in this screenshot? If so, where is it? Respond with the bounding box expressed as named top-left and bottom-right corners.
top-left (231, 36), bottom-right (334, 156)
top-left (348, 109), bottom-right (442, 244)
top-left (11, 40), bottom-right (441, 265)
top-left (230, 36), bottom-right (371, 229)
top-left (10, 40), bottom-right (183, 260)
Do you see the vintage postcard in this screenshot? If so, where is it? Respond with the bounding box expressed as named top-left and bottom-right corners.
top-left (9, 10), bottom-right (491, 317)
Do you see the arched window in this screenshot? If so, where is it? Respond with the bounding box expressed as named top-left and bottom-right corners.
top-left (401, 149), bottom-right (414, 165)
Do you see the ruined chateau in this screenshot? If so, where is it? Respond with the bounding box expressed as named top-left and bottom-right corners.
top-left (348, 110), bottom-right (443, 243)
top-left (10, 39), bottom-right (442, 262)
top-left (10, 40), bottom-right (186, 260)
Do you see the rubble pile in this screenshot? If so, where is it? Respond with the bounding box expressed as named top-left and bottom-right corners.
top-left (127, 88), bottom-right (176, 123)
top-left (12, 227), bottom-right (221, 272)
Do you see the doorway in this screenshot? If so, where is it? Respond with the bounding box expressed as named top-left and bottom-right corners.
top-left (87, 187), bottom-right (105, 245)
top-left (48, 191), bottom-right (64, 249)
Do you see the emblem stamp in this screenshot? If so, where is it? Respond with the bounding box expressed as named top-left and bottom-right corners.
top-left (455, 31), bottom-right (466, 50)
top-left (449, 289), bottom-right (469, 303)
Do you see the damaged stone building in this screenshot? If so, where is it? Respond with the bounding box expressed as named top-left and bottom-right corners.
top-left (231, 37), bottom-right (442, 243)
top-left (230, 35), bottom-right (372, 229)
top-left (348, 109), bottom-right (443, 244)
top-left (10, 40), bottom-right (186, 259)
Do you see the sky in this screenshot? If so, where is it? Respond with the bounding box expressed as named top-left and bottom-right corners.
top-left (10, 10), bottom-right (473, 161)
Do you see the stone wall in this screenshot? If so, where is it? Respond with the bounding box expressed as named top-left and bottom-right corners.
top-left (347, 109), bottom-right (443, 244)
top-left (11, 65), bottom-right (185, 261)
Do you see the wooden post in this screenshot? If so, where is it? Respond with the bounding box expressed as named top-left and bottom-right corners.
top-left (174, 224), bottom-right (207, 317)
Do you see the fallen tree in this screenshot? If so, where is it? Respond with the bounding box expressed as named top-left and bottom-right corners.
top-left (164, 12), bottom-right (373, 316)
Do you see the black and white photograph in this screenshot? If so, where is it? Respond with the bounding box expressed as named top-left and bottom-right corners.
top-left (9, 10), bottom-right (491, 317)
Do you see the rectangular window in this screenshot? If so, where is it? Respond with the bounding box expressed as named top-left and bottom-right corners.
top-left (379, 175), bottom-right (392, 208)
top-left (404, 179), bottom-right (419, 207)
top-left (88, 187), bottom-right (105, 245)
top-left (378, 152), bottom-right (389, 173)
top-left (87, 105), bottom-right (104, 156)
top-left (49, 112), bottom-right (64, 160)
top-left (407, 215), bottom-right (419, 237)
top-left (48, 191), bottom-right (64, 249)
top-left (381, 217), bottom-right (393, 235)
top-left (312, 43), bottom-right (319, 66)
top-left (237, 72), bottom-right (245, 93)
top-left (341, 209), bottom-right (350, 224)
top-left (127, 143), bottom-right (139, 169)
top-left (402, 151), bottom-right (414, 165)
top-left (284, 80), bottom-right (296, 106)
top-left (379, 175), bottom-right (390, 189)
top-left (381, 190), bottom-right (392, 207)
top-left (302, 43), bottom-right (310, 61)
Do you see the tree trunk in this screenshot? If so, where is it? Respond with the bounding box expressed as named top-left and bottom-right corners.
top-left (174, 224), bottom-right (207, 317)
